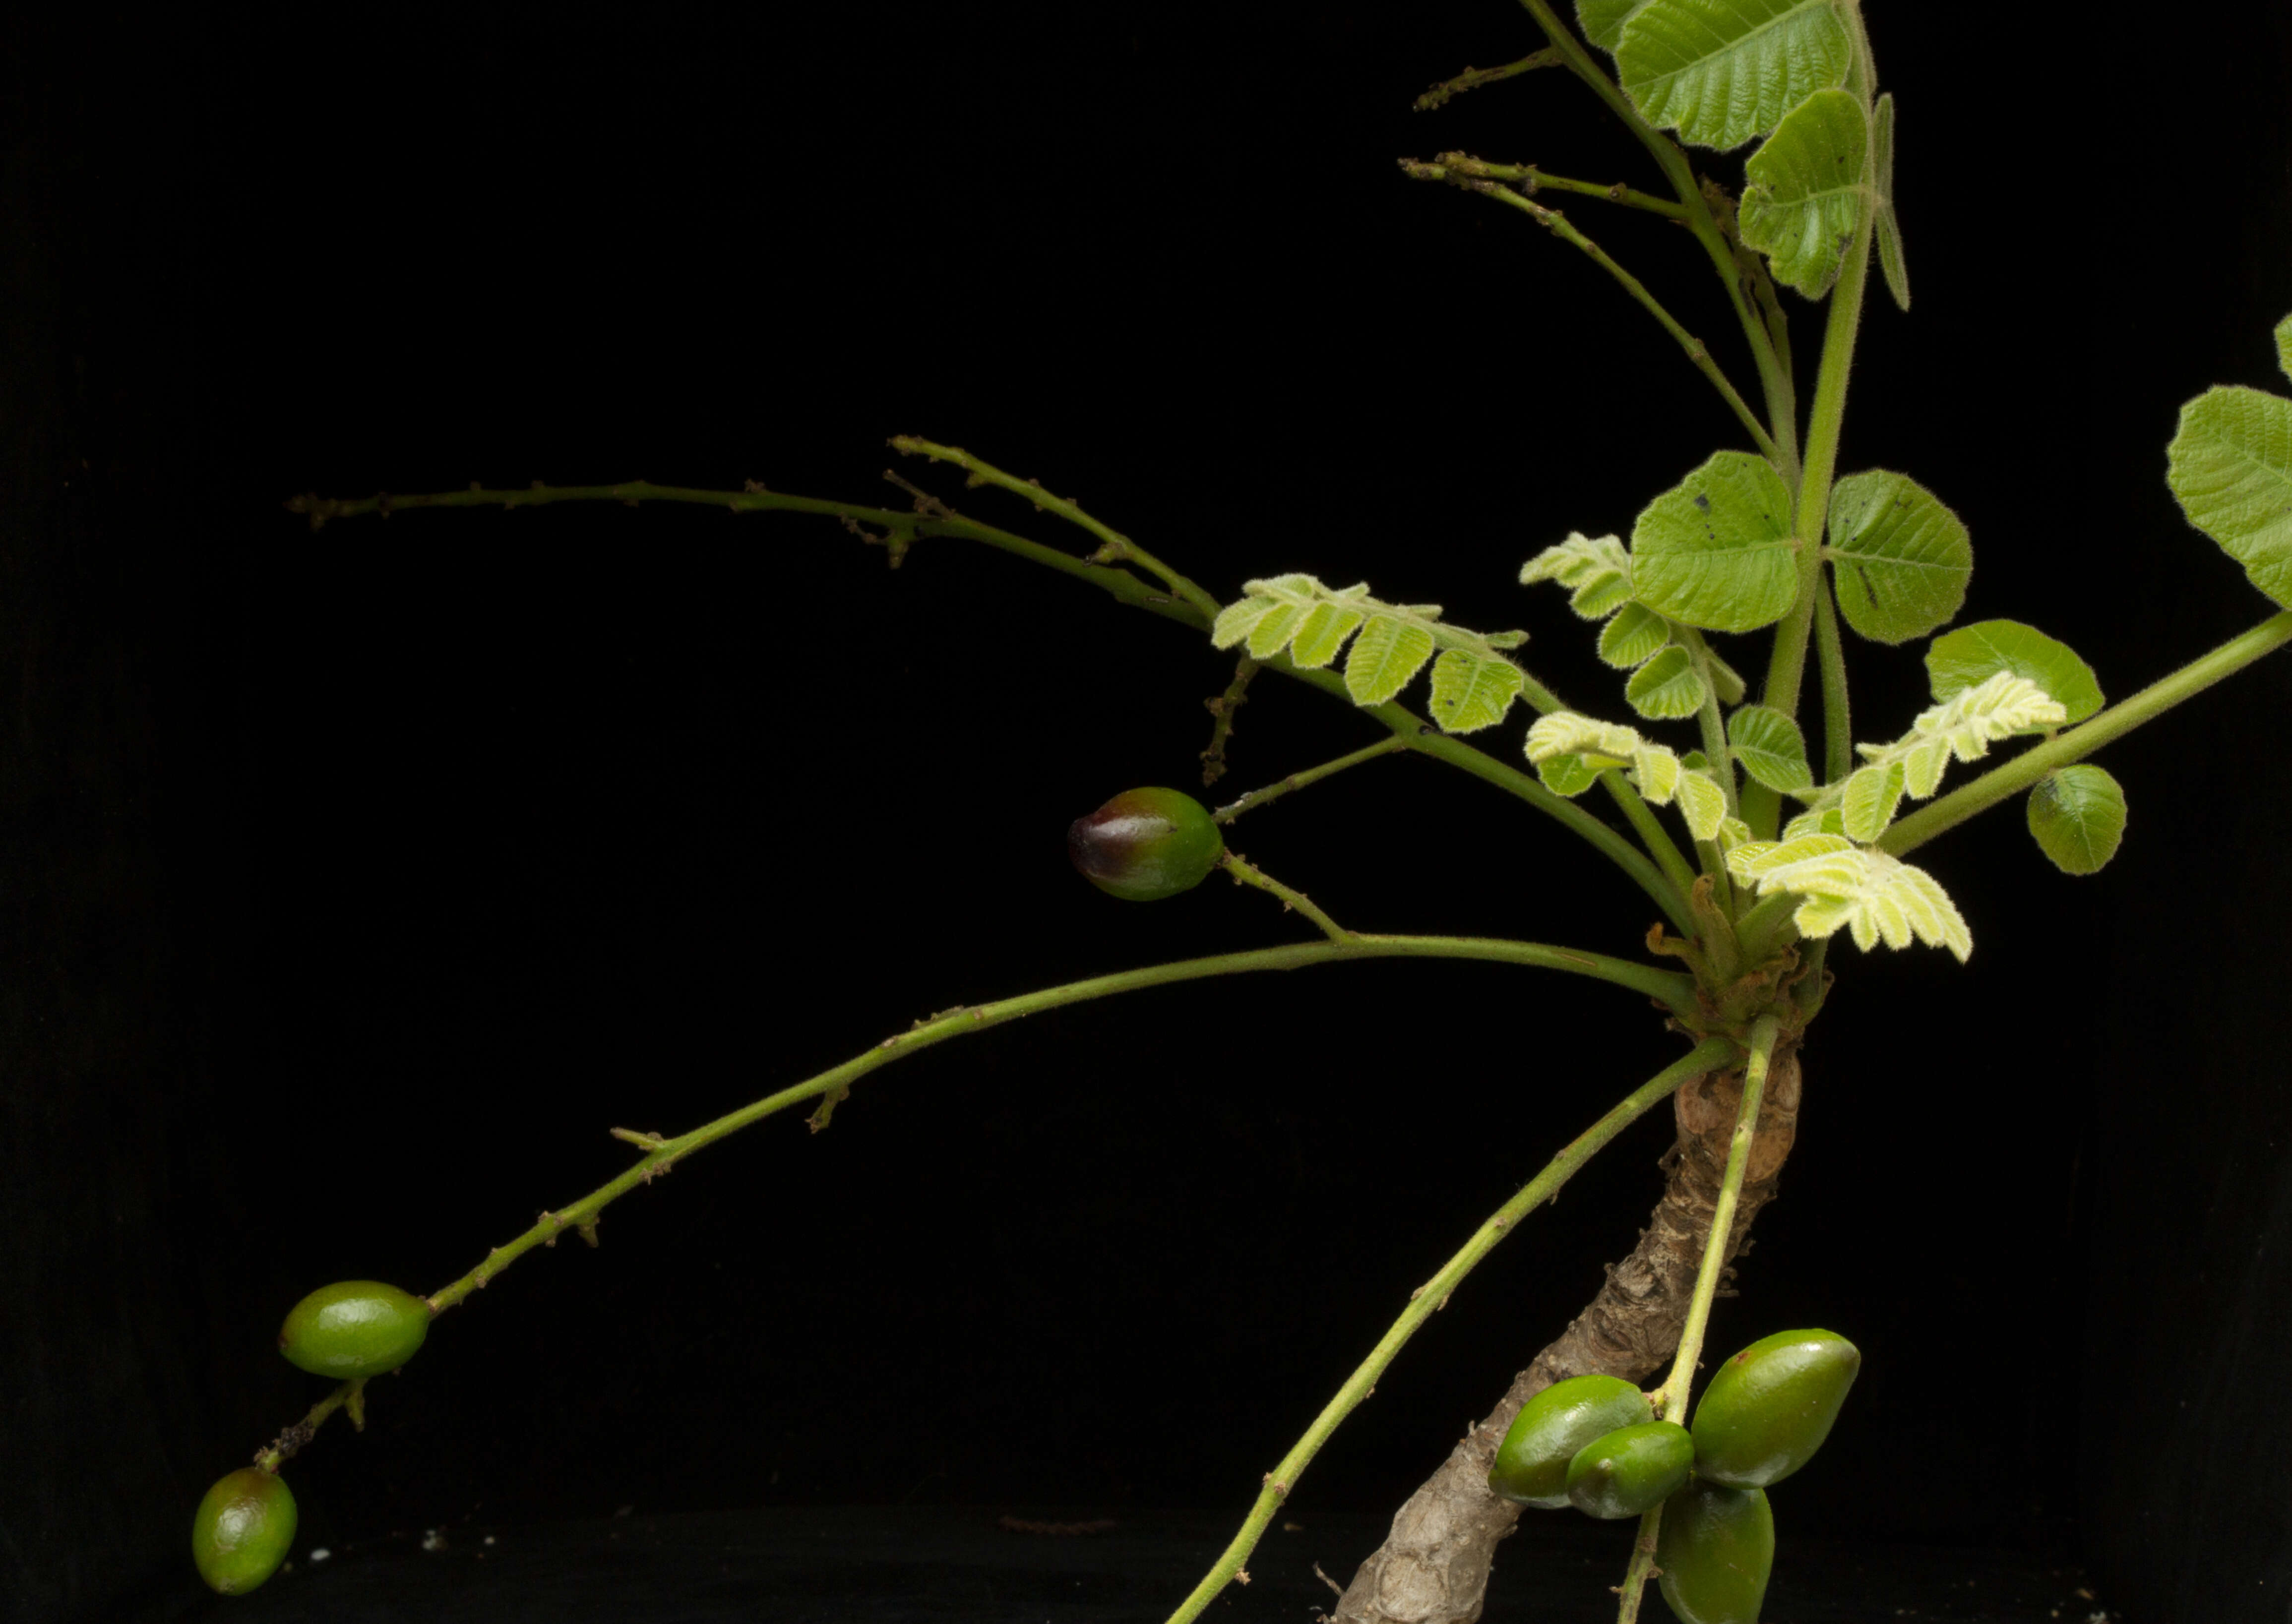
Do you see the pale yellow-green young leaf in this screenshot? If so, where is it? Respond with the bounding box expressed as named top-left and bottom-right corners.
top-left (1211, 584), bottom-right (1302, 651)
top-left (1526, 712), bottom-right (1644, 768)
top-left (1734, 836), bottom-right (1973, 962)
top-left (1876, 855), bottom-right (1973, 961)
top-left (1425, 649), bottom-right (1525, 733)
top-left (1521, 533), bottom-right (1634, 620)
top-left (2027, 764), bottom-right (2128, 875)
top-left (1901, 735), bottom-right (1950, 798)
top-left (1726, 703), bottom-right (1812, 793)
top-left (1840, 761), bottom-right (1906, 842)
top-left (1632, 743), bottom-right (1683, 806)
top-left (1725, 839), bottom-right (1778, 878)
top-left (1850, 671), bottom-right (2067, 802)
top-left (1246, 601), bottom-right (1308, 660)
top-left (1677, 769), bottom-right (1729, 842)
top-left (1599, 602), bottom-right (1670, 668)
top-left (1625, 644), bottom-right (1709, 720)
top-left (1287, 601), bottom-right (1367, 669)
top-left (1537, 754), bottom-right (1605, 797)
top-left (1716, 816), bottom-right (1754, 851)
top-left (1925, 620), bottom-right (2104, 726)
top-left (1781, 806), bottom-right (1846, 840)
top-left (1614, 0), bottom-right (1852, 151)
top-left (1345, 615), bottom-right (1437, 706)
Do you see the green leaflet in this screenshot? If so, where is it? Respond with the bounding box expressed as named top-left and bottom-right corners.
top-left (1727, 704), bottom-right (1812, 793)
top-left (1615, 0), bottom-right (1851, 151)
top-left (1520, 533), bottom-right (1634, 619)
top-left (1624, 644), bottom-right (1707, 720)
top-left (1346, 615), bottom-right (1438, 706)
top-left (1427, 648), bottom-right (1526, 733)
top-left (1599, 602), bottom-right (1670, 668)
top-left (1213, 574), bottom-right (1531, 731)
top-left (1871, 92), bottom-right (1909, 311)
top-left (1537, 753), bottom-right (1604, 797)
top-left (1577, 0), bottom-right (1649, 52)
top-left (2166, 384), bottom-right (2292, 609)
top-left (2028, 764), bottom-right (2127, 875)
top-left (1826, 470), bottom-right (1972, 644)
top-left (2278, 313), bottom-right (2292, 384)
top-left (1738, 88), bottom-right (1867, 299)
top-left (1631, 451), bottom-right (1801, 633)
top-left (1925, 620), bottom-right (2104, 726)
top-left (1840, 760), bottom-right (1906, 842)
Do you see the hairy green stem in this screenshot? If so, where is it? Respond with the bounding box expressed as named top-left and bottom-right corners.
top-left (1883, 609), bottom-right (2292, 855)
top-left (889, 436), bottom-right (1222, 620)
top-left (1423, 154), bottom-right (1687, 218)
top-left (1512, 0), bottom-right (1800, 476)
top-left (1219, 853), bottom-right (1350, 942)
top-left (1214, 737), bottom-right (1409, 824)
top-left (1811, 570), bottom-right (1855, 782)
top-left (1425, 171), bottom-right (1779, 463)
top-left (1760, 164), bottom-right (1876, 721)
top-left (1613, 1506), bottom-right (1666, 1624)
top-left (1415, 49), bottom-right (1563, 111)
top-left (1600, 766), bottom-right (1706, 906)
top-left (1675, 625), bottom-right (1738, 818)
top-left (1165, 1034), bottom-right (1740, 1624)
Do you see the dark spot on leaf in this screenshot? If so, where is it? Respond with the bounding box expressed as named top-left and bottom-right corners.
top-left (1693, 493), bottom-right (1711, 512)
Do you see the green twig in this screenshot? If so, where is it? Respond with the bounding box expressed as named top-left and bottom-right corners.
top-left (1214, 737), bottom-right (1408, 824)
top-left (1883, 610), bottom-right (2292, 856)
top-left (1811, 569), bottom-right (1854, 782)
top-left (1218, 852), bottom-right (1350, 942)
top-left (1415, 50), bottom-right (1563, 110)
top-left (889, 435), bottom-right (1222, 620)
top-left (1408, 166), bottom-right (1779, 463)
top-left (1164, 1035), bottom-right (1740, 1624)
top-left (1600, 767), bottom-right (1705, 907)
top-left (1613, 1504), bottom-right (1667, 1624)
top-left (1422, 153), bottom-right (1687, 218)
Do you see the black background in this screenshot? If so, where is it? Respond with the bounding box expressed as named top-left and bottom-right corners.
top-left (8, 1), bottom-right (2292, 1620)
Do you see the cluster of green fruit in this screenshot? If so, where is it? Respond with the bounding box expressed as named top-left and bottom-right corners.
top-left (1487, 1329), bottom-right (1859, 1624)
top-left (191, 1280), bottom-right (432, 1595)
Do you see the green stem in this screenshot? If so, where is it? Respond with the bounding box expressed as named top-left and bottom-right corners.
top-left (1165, 1035), bottom-right (1740, 1624)
top-left (1654, 1015), bottom-right (1780, 1423)
top-left (1218, 853), bottom-right (1350, 942)
top-left (1415, 49), bottom-right (1564, 111)
top-left (1811, 568), bottom-right (1854, 782)
top-left (1601, 767), bottom-right (1706, 907)
top-left (1512, 0), bottom-right (1800, 477)
top-left (1423, 154), bottom-right (1687, 217)
top-left (253, 1381), bottom-right (361, 1472)
top-left (1675, 626), bottom-right (1738, 818)
top-left (289, 479), bottom-right (1692, 927)
top-left (1882, 610), bottom-right (2292, 855)
top-left (1731, 889), bottom-right (1800, 966)
top-left (1213, 737), bottom-right (1408, 824)
top-left (1612, 1505), bottom-right (1667, 1624)
top-left (1423, 171), bottom-right (1778, 463)
top-left (1759, 206), bottom-right (1874, 721)
top-left (889, 436), bottom-right (1223, 620)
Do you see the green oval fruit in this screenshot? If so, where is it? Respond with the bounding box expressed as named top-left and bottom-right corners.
top-left (278, 1279), bottom-right (432, 1378)
top-left (191, 1468), bottom-right (298, 1595)
top-left (1689, 1327), bottom-right (1860, 1489)
top-left (1564, 1420), bottom-right (1693, 1520)
top-left (1067, 787), bottom-right (1225, 902)
top-left (1487, 1374), bottom-right (1653, 1508)
top-left (1656, 1480), bottom-right (1772, 1624)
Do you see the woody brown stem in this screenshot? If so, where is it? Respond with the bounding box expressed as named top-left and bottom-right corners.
top-left (1330, 1044), bottom-right (1803, 1624)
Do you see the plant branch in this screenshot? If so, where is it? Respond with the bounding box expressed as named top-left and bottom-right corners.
top-left (1882, 609), bottom-right (2292, 856)
top-left (1164, 1035), bottom-right (1741, 1624)
top-left (286, 478), bottom-right (1693, 930)
top-left (1612, 1506), bottom-right (1666, 1624)
top-left (1219, 852), bottom-right (1350, 942)
top-left (889, 435), bottom-right (1223, 619)
top-left (1421, 153), bottom-right (1687, 218)
top-left (1811, 569), bottom-right (1854, 782)
top-left (1214, 737), bottom-right (1409, 824)
top-left (1511, 0), bottom-right (1800, 478)
top-left (1415, 50), bottom-right (1563, 111)
top-left (1406, 164), bottom-right (1779, 463)
top-left (1601, 767), bottom-right (1705, 904)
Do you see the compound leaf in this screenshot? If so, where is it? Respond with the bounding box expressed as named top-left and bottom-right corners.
top-left (1521, 533), bottom-right (1635, 619)
top-left (1624, 643), bottom-right (1709, 719)
top-left (1738, 87), bottom-right (1868, 299)
top-left (2027, 764), bottom-right (2127, 875)
top-left (1871, 92), bottom-right (1909, 310)
top-left (1426, 649), bottom-right (1526, 733)
top-left (2166, 384), bottom-right (2292, 608)
top-left (1826, 469), bottom-right (1972, 644)
top-left (1345, 615), bottom-right (1438, 707)
top-left (1615, 0), bottom-right (1852, 150)
top-left (1727, 704), bottom-right (1812, 792)
top-left (1631, 451), bottom-right (1801, 633)
top-left (1925, 620), bottom-right (2103, 725)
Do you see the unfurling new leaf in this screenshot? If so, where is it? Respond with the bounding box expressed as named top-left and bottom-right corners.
top-left (1520, 533), bottom-right (1634, 619)
top-left (1837, 670), bottom-right (2067, 836)
top-left (1525, 714), bottom-right (1729, 839)
top-left (1728, 834), bottom-right (1973, 961)
top-left (1519, 535), bottom-right (1718, 720)
top-left (1212, 574), bottom-right (1530, 732)
top-left (2027, 765), bottom-right (2127, 875)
